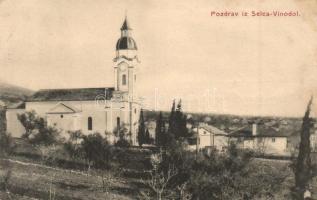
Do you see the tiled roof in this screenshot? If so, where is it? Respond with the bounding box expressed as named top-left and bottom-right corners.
top-left (27, 87), bottom-right (114, 102)
top-left (199, 124), bottom-right (228, 136)
top-left (7, 102), bottom-right (25, 109)
top-left (229, 124), bottom-right (291, 138)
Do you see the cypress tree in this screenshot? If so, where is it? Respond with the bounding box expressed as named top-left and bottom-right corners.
top-left (138, 109), bottom-right (146, 147)
top-left (295, 96), bottom-right (314, 198)
top-left (156, 112), bottom-right (167, 146)
top-left (173, 100), bottom-right (188, 139)
top-left (155, 112), bottom-right (162, 146)
top-left (145, 128), bottom-right (150, 144)
top-left (168, 100), bottom-right (176, 134)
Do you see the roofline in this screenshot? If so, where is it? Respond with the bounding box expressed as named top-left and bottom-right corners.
top-left (26, 99), bottom-right (104, 102)
top-left (46, 111), bottom-right (82, 114)
top-left (35, 87), bottom-right (115, 91)
top-left (198, 126), bottom-right (227, 135)
top-left (229, 135), bottom-right (288, 138)
top-left (6, 108), bottom-right (25, 110)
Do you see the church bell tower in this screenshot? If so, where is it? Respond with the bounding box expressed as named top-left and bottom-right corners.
top-left (113, 16), bottom-right (139, 101)
top-left (111, 16), bottom-right (141, 145)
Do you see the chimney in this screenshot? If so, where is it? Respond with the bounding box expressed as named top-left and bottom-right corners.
top-left (252, 123), bottom-right (257, 136)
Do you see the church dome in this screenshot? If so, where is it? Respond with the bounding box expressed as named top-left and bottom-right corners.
top-left (116, 17), bottom-right (138, 51)
top-left (116, 37), bottom-right (138, 50)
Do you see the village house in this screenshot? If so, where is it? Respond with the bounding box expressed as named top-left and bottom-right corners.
top-left (6, 17), bottom-right (142, 145)
top-left (229, 123), bottom-right (290, 156)
top-left (192, 123), bottom-right (229, 152)
top-left (288, 123), bottom-right (317, 153)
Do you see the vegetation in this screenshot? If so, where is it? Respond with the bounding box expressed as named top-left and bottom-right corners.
top-left (17, 111), bottom-right (61, 145)
top-left (142, 152), bottom-right (178, 200)
top-left (113, 123), bottom-right (131, 148)
top-left (168, 100), bottom-right (189, 140)
top-left (0, 131), bottom-right (15, 157)
top-left (293, 97), bottom-right (316, 199)
top-left (138, 109), bottom-right (146, 147)
top-left (81, 133), bottom-right (112, 170)
top-left (63, 130), bottom-right (83, 160)
top-left (155, 112), bottom-right (166, 147)
top-left (155, 100), bottom-right (190, 148)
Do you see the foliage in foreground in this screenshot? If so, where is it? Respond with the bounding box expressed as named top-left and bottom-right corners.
top-left (144, 141), bottom-right (292, 200)
top-left (17, 111), bottom-right (61, 145)
top-left (292, 96), bottom-right (316, 199)
top-left (0, 132), bottom-right (15, 157)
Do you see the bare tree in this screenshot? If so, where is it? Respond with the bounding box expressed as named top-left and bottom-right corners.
top-left (144, 152), bottom-right (178, 200)
top-left (177, 182), bottom-right (192, 200)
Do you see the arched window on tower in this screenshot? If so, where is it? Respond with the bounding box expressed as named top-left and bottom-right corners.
top-left (122, 74), bottom-right (127, 85)
top-left (88, 117), bottom-right (93, 130)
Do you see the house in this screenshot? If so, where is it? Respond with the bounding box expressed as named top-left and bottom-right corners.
top-left (145, 120), bottom-right (156, 139)
top-left (194, 123), bottom-right (229, 151)
top-left (229, 123), bottom-right (290, 156)
top-left (288, 123), bottom-right (317, 153)
top-left (6, 102), bottom-right (26, 138)
top-left (6, 17), bottom-right (142, 145)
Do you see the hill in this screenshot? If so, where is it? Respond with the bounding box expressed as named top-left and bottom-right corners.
top-left (0, 80), bottom-right (34, 105)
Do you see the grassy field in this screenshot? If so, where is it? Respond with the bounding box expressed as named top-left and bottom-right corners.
top-left (1, 156), bottom-right (317, 200)
top-left (0, 157), bottom-right (143, 200)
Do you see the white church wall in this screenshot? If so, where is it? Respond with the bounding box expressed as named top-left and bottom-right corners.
top-left (23, 100), bottom-right (139, 143)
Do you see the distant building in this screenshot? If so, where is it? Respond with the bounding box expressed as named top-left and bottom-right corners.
top-left (193, 123), bottom-right (229, 152)
top-left (288, 123), bottom-right (317, 153)
top-left (6, 17), bottom-right (142, 145)
top-left (145, 120), bottom-right (156, 139)
top-left (6, 102), bottom-right (26, 138)
top-left (229, 123), bottom-right (290, 156)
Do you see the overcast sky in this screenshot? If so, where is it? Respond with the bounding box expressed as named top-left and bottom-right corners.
top-left (0, 0), bottom-right (316, 117)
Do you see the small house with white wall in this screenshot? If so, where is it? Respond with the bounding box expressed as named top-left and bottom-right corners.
top-left (229, 123), bottom-right (290, 156)
top-left (194, 123), bottom-right (229, 152)
top-left (6, 102), bottom-right (26, 138)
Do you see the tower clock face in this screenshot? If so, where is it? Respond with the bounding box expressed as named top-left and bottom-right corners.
top-left (119, 62), bottom-right (128, 72)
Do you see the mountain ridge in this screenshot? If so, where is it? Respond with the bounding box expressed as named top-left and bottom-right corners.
top-left (0, 80), bottom-right (34, 105)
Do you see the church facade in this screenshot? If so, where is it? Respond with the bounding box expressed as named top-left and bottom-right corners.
top-left (6, 17), bottom-right (142, 145)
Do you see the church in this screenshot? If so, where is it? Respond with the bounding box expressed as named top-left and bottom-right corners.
top-left (6, 17), bottom-right (142, 145)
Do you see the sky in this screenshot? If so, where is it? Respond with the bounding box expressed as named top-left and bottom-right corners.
top-left (0, 0), bottom-right (316, 117)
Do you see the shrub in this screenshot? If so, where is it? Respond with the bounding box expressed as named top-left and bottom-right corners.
top-left (30, 125), bottom-right (61, 146)
top-left (115, 138), bottom-right (131, 148)
top-left (81, 133), bottom-right (113, 170)
top-left (0, 132), bottom-right (15, 156)
top-left (0, 160), bottom-right (12, 195)
top-left (17, 111), bottom-right (39, 139)
top-left (18, 111), bottom-right (61, 145)
top-left (63, 130), bottom-right (84, 160)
